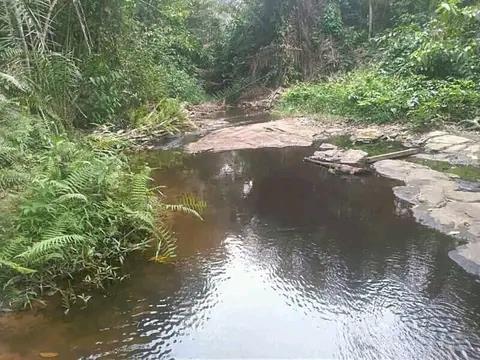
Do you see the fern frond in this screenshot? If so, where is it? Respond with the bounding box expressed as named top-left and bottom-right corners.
top-left (0, 258), bottom-right (36, 274)
top-left (124, 206), bottom-right (154, 228)
top-left (0, 72), bottom-right (29, 92)
top-left (177, 193), bottom-right (207, 215)
top-left (0, 146), bottom-right (19, 166)
top-left (17, 234), bottom-right (87, 262)
top-left (0, 238), bottom-right (30, 259)
top-left (152, 223), bottom-right (177, 261)
top-left (0, 168), bottom-right (30, 191)
top-left (161, 203), bottom-right (203, 220)
top-left (59, 163), bottom-right (93, 194)
top-left (130, 172), bottom-right (151, 207)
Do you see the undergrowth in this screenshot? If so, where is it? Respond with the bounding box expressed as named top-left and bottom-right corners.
top-left (0, 101), bottom-right (205, 311)
top-left (278, 1), bottom-right (480, 129)
top-left (279, 69), bottom-right (480, 127)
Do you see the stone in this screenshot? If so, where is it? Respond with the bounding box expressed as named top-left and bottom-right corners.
top-left (350, 128), bottom-right (383, 143)
top-left (373, 159), bottom-right (480, 275)
top-left (186, 118), bottom-right (325, 153)
top-left (450, 242), bottom-right (480, 276)
top-left (424, 134), bottom-right (472, 152)
top-left (311, 148), bottom-right (368, 165)
top-left (318, 143), bottom-right (338, 150)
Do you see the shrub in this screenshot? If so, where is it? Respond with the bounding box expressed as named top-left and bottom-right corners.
top-left (377, 1), bottom-right (480, 79)
top-left (279, 69), bottom-right (480, 126)
top-left (0, 103), bottom-right (205, 311)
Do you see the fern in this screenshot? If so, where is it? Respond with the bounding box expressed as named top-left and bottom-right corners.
top-left (61, 163), bottom-right (94, 194)
top-left (0, 168), bottom-right (30, 191)
top-left (17, 234), bottom-right (87, 263)
top-left (124, 206), bottom-right (155, 228)
top-left (160, 194), bottom-right (206, 220)
top-left (0, 259), bottom-right (36, 275)
top-left (0, 258), bottom-right (36, 274)
top-left (152, 223), bottom-right (177, 262)
top-left (130, 172), bottom-right (151, 207)
top-left (177, 193), bottom-right (207, 215)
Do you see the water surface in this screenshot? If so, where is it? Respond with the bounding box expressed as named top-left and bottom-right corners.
top-left (1, 147), bottom-right (480, 359)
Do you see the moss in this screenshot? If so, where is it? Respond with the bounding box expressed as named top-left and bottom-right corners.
top-left (326, 135), bottom-right (406, 156)
top-left (408, 158), bottom-right (480, 182)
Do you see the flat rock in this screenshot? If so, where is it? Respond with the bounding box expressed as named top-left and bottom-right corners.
top-left (374, 159), bottom-right (480, 275)
top-left (350, 128), bottom-right (384, 143)
top-left (186, 118), bottom-right (324, 153)
top-left (424, 134), bottom-right (472, 152)
top-left (311, 148), bottom-right (368, 165)
top-left (318, 143), bottom-right (338, 150)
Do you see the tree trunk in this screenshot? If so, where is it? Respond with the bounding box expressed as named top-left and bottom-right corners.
top-left (368, 0), bottom-right (373, 39)
top-left (3, 0), bottom-right (31, 71)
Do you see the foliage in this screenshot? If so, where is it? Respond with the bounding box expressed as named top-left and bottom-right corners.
top-left (0, 0), bottom-right (215, 130)
top-left (377, 0), bottom-right (480, 79)
top-left (279, 1), bottom-right (480, 128)
top-left (0, 102), bottom-right (205, 310)
top-left (279, 69), bottom-right (480, 126)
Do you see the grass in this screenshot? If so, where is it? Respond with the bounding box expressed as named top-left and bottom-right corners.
top-left (408, 158), bottom-right (480, 182)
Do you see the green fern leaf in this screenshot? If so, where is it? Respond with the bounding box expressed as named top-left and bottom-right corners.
top-left (17, 234), bottom-right (87, 262)
top-left (0, 258), bottom-right (36, 274)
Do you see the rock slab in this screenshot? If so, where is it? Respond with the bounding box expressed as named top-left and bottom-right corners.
top-left (186, 118), bottom-right (324, 153)
top-left (311, 144), bottom-right (368, 165)
top-left (374, 159), bottom-right (480, 275)
top-left (413, 131), bottom-right (480, 166)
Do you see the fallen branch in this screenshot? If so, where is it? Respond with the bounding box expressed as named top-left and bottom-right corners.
top-left (366, 148), bottom-right (420, 163)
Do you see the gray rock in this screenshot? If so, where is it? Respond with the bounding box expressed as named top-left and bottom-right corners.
top-left (374, 159), bottom-right (480, 276)
top-left (424, 134), bottom-right (473, 152)
top-left (350, 128), bottom-right (384, 143)
top-left (318, 143), bottom-right (338, 150)
top-left (312, 148), bottom-right (368, 165)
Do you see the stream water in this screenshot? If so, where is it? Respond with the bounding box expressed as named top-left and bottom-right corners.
top-left (2, 134), bottom-right (480, 359)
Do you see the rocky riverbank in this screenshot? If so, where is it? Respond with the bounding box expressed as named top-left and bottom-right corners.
top-left (186, 112), bottom-right (480, 276)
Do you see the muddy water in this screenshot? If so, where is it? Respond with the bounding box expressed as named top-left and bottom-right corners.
top-left (2, 147), bottom-right (480, 359)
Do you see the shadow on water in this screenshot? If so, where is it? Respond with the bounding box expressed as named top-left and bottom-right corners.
top-left (1, 147), bottom-right (480, 359)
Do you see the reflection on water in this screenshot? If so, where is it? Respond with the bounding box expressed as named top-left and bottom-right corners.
top-left (1, 147), bottom-right (480, 359)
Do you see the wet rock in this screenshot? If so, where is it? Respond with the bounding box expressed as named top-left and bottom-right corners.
top-left (311, 148), bottom-right (368, 165)
top-left (318, 143), bottom-right (338, 151)
top-left (424, 134), bottom-right (473, 152)
top-left (186, 118), bottom-right (324, 153)
top-left (374, 159), bottom-right (480, 275)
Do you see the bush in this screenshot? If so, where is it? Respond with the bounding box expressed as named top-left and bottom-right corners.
top-left (0, 102), bottom-right (205, 310)
top-left (77, 41), bottom-right (205, 127)
top-left (279, 69), bottom-right (480, 126)
top-left (377, 1), bottom-right (480, 79)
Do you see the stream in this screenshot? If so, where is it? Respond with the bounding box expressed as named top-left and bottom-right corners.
top-left (1, 115), bottom-right (480, 359)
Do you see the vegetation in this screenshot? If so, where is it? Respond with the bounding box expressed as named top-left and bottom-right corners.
top-left (277, 0), bottom-right (480, 127)
top-left (279, 69), bottom-right (480, 126)
top-left (0, 0), bottom-right (214, 310)
top-left (0, 98), bottom-right (206, 311)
